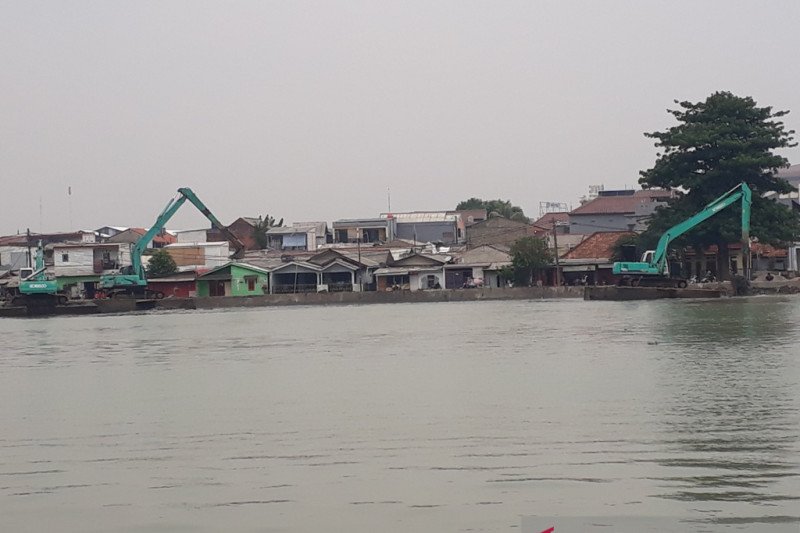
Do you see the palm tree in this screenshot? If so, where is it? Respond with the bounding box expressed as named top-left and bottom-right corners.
top-left (253, 214), bottom-right (283, 249)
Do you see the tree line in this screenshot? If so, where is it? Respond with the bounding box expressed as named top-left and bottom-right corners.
top-left (455, 92), bottom-right (799, 284)
top-left (150, 92), bottom-right (800, 284)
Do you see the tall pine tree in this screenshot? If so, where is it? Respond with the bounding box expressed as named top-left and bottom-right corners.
top-left (640, 91), bottom-right (800, 279)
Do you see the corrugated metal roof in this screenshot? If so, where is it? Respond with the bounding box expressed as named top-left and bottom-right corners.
top-left (49, 242), bottom-right (122, 249)
top-left (381, 212), bottom-right (457, 223)
top-left (373, 267), bottom-right (410, 276)
top-left (332, 218), bottom-right (388, 229)
top-left (267, 223), bottom-right (327, 235)
top-left (165, 242), bottom-right (229, 248)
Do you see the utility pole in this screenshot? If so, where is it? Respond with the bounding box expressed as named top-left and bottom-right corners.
top-left (356, 227), bottom-right (362, 291)
top-left (26, 228), bottom-right (32, 269)
top-left (552, 220), bottom-right (561, 287)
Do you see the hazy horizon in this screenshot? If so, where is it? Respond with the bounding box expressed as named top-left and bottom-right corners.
top-left (2, 1), bottom-right (799, 235)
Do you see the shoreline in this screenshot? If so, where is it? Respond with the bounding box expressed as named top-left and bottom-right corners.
top-left (3, 280), bottom-right (798, 318)
top-left (152, 285), bottom-right (587, 312)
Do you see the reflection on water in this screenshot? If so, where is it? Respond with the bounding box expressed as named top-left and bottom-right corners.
top-left (653, 298), bottom-right (800, 525)
top-left (0, 299), bottom-right (798, 532)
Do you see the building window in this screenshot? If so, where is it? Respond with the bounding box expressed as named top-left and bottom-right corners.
top-left (244, 275), bottom-right (257, 291)
top-left (427, 275), bottom-right (437, 289)
top-left (61, 253), bottom-right (69, 262)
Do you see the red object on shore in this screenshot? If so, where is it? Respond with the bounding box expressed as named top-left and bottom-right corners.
top-left (540, 528), bottom-right (554, 533)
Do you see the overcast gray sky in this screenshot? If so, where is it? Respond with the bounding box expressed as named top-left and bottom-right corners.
top-left (2, 1), bottom-right (799, 235)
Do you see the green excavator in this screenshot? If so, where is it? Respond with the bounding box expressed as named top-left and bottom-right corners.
top-left (99, 188), bottom-right (245, 299)
top-left (612, 182), bottom-right (752, 287)
top-left (11, 240), bottom-right (68, 308)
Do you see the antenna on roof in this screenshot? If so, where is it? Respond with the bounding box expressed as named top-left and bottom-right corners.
top-left (387, 187), bottom-right (391, 212)
top-left (68, 185), bottom-right (73, 229)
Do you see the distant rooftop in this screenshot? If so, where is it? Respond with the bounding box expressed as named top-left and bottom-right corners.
top-left (332, 217), bottom-right (388, 229)
top-left (570, 189), bottom-right (671, 215)
top-left (561, 231), bottom-right (634, 261)
top-left (532, 212), bottom-right (569, 230)
top-left (777, 164), bottom-right (800, 180)
top-left (380, 212), bottom-right (457, 223)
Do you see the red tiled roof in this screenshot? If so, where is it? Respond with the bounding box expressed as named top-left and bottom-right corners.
top-left (634, 189), bottom-right (673, 198)
top-left (0, 232), bottom-right (86, 246)
top-left (570, 196), bottom-right (644, 215)
top-left (570, 190), bottom-right (671, 215)
top-left (561, 231), bottom-right (634, 260)
top-left (531, 212), bottom-right (569, 230)
top-left (724, 242), bottom-right (788, 258)
top-left (683, 243), bottom-right (788, 259)
top-left (0, 235), bottom-right (28, 246)
top-left (128, 228), bottom-right (176, 246)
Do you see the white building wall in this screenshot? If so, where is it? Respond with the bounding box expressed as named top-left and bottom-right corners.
top-left (118, 244), bottom-right (132, 267)
top-left (54, 248), bottom-right (95, 277)
top-left (164, 242), bottom-right (229, 271)
top-left (409, 270), bottom-right (445, 291)
top-left (0, 246), bottom-right (31, 269)
top-left (53, 244), bottom-right (128, 276)
top-left (788, 245), bottom-right (800, 272)
top-left (176, 229), bottom-right (208, 243)
top-left (204, 243), bottom-right (230, 268)
top-left (484, 271), bottom-right (503, 288)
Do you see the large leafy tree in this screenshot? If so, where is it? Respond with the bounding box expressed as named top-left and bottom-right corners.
top-left (147, 249), bottom-right (178, 278)
top-left (253, 214), bottom-right (284, 249)
top-left (510, 236), bottom-right (552, 286)
top-left (455, 198), bottom-right (528, 222)
top-left (639, 91), bottom-right (800, 279)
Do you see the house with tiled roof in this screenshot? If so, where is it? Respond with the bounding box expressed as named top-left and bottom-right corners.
top-left (569, 189), bottom-right (672, 234)
top-left (106, 227), bottom-right (176, 248)
top-left (445, 244), bottom-right (512, 288)
top-left (207, 216), bottom-right (264, 251)
top-left (196, 262), bottom-right (270, 297)
top-left (559, 231), bottom-right (635, 285)
top-left (531, 212), bottom-right (570, 235)
top-left (465, 216), bottom-right (538, 248)
top-left (266, 222), bottom-right (331, 252)
top-left (373, 251), bottom-right (451, 291)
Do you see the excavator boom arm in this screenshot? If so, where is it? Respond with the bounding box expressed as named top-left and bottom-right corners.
top-left (177, 188), bottom-right (246, 258)
top-left (612, 182), bottom-right (752, 278)
top-left (650, 182), bottom-right (752, 270)
top-left (128, 187), bottom-right (246, 283)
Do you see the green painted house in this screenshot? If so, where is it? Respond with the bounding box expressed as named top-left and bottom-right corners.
top-left (196, 262), bottom-right (270, 297)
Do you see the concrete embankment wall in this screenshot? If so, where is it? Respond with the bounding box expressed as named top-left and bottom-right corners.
top-left (156, 286), bottom-right (584, 311)
top-left (688, 279), bottom-right (800, 296)
top-left (584, 286), bottom-right (724, 301)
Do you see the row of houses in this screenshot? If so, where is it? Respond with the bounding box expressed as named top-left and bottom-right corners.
top-left (2, 165), bottom-right (799, 299)
top-left (149, 244), bottom-right (517, 298)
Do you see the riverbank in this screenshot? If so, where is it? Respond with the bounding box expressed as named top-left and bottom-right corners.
top-left (0, 286), bottom-right (585, 317)
top-left (157, 285), bottom-right (587, 311)
top-left (3, 280), bottom-right (799, 317)
top-left (695, 278), bottom-right (800, 296)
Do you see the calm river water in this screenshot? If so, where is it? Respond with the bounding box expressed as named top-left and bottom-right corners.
top-left (1, 298), bottom-right (798, 532)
